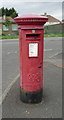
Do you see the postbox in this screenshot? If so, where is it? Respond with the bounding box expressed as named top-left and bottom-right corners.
top-left (14, 15), bottom-right (48, 103)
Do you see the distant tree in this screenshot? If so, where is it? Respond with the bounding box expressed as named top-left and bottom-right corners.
top-left (10, 8), bottom-right (18, 18)
top-left (0, 7), bottom-right (18, 18)
top-left (5, 8), bottom-right (10, 16)
top-left (0, 7), bottom-right (4, 16)
top-left (0, 8), bottom-right (2, 16)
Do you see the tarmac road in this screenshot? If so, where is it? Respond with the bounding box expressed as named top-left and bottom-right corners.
top-left (2, 39), bottom-right (20, 93)
top-left (0, 37), bottom-right (63, 118)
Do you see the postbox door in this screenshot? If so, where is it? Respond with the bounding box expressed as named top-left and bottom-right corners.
top-left (20, 29), bottom-right (44, 92)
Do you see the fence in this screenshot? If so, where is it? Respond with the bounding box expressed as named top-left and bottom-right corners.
top-left (44, 23), bottom-right (64, 34)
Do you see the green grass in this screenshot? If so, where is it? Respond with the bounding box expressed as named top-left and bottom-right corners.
top-left (0, 35), bottom-right (19, 39)
top-left (0, 33), bottom-right (64, 39)
top-left (44, 33), bottom-right (64, 37)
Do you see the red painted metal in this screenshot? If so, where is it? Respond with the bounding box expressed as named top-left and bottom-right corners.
top-left (14, 15), bottom-right (48, 92)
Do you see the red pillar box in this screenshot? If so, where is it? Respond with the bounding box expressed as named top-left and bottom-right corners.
top-left (14, 15), bottom-right (48, 103)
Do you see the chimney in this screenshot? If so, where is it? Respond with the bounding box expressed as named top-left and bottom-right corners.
top-left (44, 13), bottom-right (47, 16)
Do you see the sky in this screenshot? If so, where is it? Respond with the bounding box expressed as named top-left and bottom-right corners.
top-left (0, 0), bottom-right (64, 21)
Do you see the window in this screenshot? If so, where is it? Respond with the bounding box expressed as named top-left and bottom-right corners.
top-left (3, 25), bottom-right (9, 31)
top-left (12, 24), bottom-right (18, 31)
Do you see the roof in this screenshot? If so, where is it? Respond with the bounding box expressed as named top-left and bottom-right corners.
top-left (0, 16), bottom-right (15, 23)
top-left (41, 15), bottom-right (62, 23)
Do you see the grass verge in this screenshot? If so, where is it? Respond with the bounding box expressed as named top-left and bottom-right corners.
top-left (0, 35), bottom-right (19, 39)
top-left (44, 33), bottom-right (64, 37)
top-left (0, 33), bottom-right (64, 39)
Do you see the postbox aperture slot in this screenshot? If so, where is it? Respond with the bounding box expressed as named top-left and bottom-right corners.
top-left (26, 34), bottom-right (40, 40)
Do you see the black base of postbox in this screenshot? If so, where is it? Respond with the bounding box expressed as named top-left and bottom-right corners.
top-left (20, 88), bottom-right (43, 104)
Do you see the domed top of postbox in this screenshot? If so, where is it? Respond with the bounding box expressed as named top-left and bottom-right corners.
top-left (14, 14), bottom-right (48, 25)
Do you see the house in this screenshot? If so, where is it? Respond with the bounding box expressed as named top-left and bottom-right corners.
top-left (0, 16), bottom-right (18, 35)
top-left (41, 14), bottom-right (62, 26)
